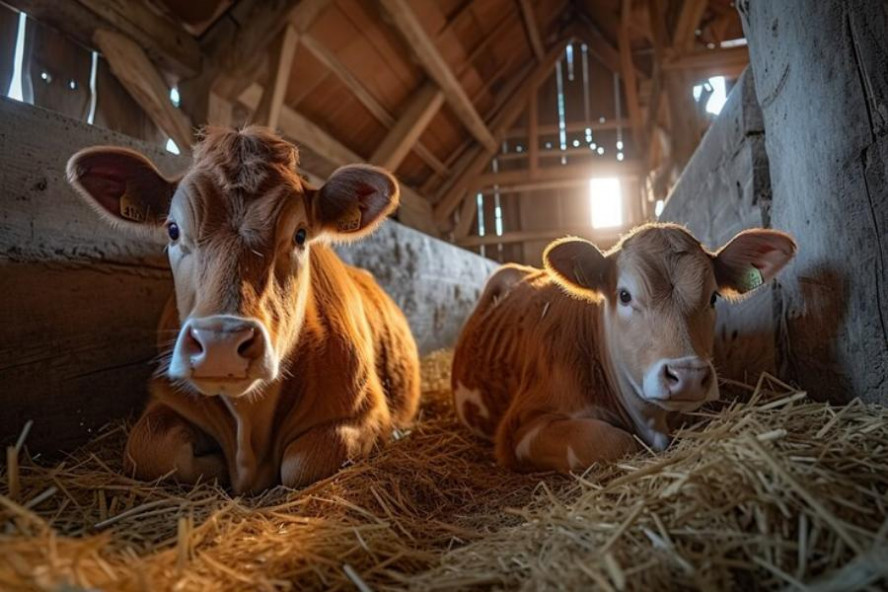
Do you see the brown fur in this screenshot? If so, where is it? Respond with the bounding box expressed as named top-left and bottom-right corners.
top-left (69, 127), bottom-right (420, 493)
top-left (452, 223), bottom-right (796, 474)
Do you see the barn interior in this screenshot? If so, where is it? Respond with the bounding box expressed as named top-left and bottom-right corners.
top-left (1, 0), bottom-right (887, 589)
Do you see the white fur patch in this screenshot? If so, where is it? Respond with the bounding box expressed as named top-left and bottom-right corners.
top-left (454, 382), bottom-right (491, 437)
top-left (566, 446), bottom-right (582, 471)
top-left (515, 424), bottom-right (543, 461)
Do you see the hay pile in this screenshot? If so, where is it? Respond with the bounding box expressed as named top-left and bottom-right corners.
top-left (1, 351), bottom-right (887, 591)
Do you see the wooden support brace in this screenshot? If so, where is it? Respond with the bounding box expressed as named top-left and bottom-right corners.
top-left (371, 83), bottom-right (444, 171)
top-left (518, 0), bottom-right (545, 61)
top-left (92, 29), bottom-right (193, 151)
top-left (253, 25), bottom-right (299, 130)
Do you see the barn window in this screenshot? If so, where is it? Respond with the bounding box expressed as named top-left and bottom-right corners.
top-left (693, 76), bottom-right (728, 115)
top-left (655, 199), bottom-right (666, 218)
top-left (589, 178), bottom-right (623, 229)
top-left (6, 11), bottom-right (27, 101)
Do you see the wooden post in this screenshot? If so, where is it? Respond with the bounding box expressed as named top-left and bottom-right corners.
top-left (528, 90), bottom-right (540, 179)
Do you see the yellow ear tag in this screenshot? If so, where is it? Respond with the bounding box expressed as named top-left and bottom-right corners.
top-left (337, 204), bottom-right (362, 233)
top-left (119, 192), bottom-right (147, 222)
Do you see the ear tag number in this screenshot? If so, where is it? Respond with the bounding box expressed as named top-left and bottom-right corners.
top-left (740, 266), bottom-right (764, 291)
top-left (337, 204), bottom-right (362, 233)
top-left (119, 192), bottom-right (147, 222)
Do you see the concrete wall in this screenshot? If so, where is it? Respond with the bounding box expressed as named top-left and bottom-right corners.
top-left (660, 69), bottom-right (780, 384)
top-left (0, 97), bottom-right (496, 453)
top-left (739, 0), bottom-right (888, 403)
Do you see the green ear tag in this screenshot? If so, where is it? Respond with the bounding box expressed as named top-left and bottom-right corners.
top-left (740, 266), bottom-right (764, 291)
top-left (119, 192), bottom-right (147, 222)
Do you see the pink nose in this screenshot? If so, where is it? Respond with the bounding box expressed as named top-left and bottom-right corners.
top-left (659, 358), bottom-right (714, 400)
top-left (181, 317), bottom-right (265, 379)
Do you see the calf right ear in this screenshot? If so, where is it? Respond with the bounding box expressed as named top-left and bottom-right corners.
top-left (544, 237), bottom-right (612, 300)
top-left (67, 147), bottom-right (177, 229)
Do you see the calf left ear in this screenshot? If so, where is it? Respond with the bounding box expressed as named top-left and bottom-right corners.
top-left (714, 229), bottom-right (797, 297)
top-left (544, 237), bottom-right (612, 300)
top-left (312, 164), bottom-right (399, 241)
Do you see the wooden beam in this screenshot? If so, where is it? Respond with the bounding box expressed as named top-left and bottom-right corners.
top-left (497, 146), bottom-right (626, 162)
top-left (518, 0), bottom-right (545, 61)
top-left (299, 34), bottom-right (448, 176)
top-left (378, 0), bottom-right (497, 153)
top-left (371, 83), bottom-right (444, 171)
top-left (239, 84), bottom-right (435, 234)
top-left (576, 15), bottom-right (649, 81)
top-left (452, 190), bottom-right (478, 239)
top-left (459, 227), bottom-right (623, 247)
top-left (619, 0), bottom-right (644, 149)
top-left (471, 160), bottom-right (642, 191)
top-left (528, 91), bottom-right (539, 178)
top-left (477, 177), bottom-right (591, 195)
top-left (663, 46), bottom-right (749, 78)
top-left (207, 92), bottom-right (232, 127)
top-left (253, 25), bottom-right (299, 130)
top-left (673, 0), bottom-right (708, 52)
top-left (6, 0), bottom-right (201, 78)
top-left (434, 40), bottom-right (569, 224)
top-left (506, 118), bottom-right (630, 139)
top-left (92, 29), bottom-right (193, 151)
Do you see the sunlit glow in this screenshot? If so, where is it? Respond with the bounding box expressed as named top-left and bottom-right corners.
top-left (617, 152), bottom-right (624, 161)
top-left (170, 86), bottom-right (181, 107)
top-left (654, 199), bottom-right (665, 217)
top-left (476, 193), bottom-right (485, 237)
top-left (692, 76), bottom-right (728, 115)
top-left (7, 12), bottom-right (27, 101)
top-left (165, 138), bottom-right (180, 154)
top-left (589, 178), bottom-right (623, 229)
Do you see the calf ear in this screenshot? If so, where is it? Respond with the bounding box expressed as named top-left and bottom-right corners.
top-left (714, 229), bottom-right (797, 297)
top-left (544, 237), bottom-right (612, 300)
top-left (312, 164), bottom-right (399, 241)
top-left (67, 147), bottom-right (176, 228)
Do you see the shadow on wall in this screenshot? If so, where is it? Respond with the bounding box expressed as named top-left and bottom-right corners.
top-left (779, 266), bottom-right (853, 403)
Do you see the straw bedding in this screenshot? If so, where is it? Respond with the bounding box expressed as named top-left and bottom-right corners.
top-left (1, 350), bottom-right (887, 591)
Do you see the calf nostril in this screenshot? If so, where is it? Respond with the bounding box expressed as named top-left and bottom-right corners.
top-left (237, 334), bottom-right (256, 357)
top-left (186, 328), bottom-right (205, 354)
top-left (663, 364), bottom-right (680, 385)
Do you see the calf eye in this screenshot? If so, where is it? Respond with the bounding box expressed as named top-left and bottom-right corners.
top-left (710, 291), bottom-right (719, 308)
top-left (294, 228), bottom-right (307, 246)
top-left (618, 289), bottom-right (632, 305)
top-left (167, 222), bottom-right (180, 241)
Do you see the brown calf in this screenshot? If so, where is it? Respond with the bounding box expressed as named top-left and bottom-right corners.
top-left (67, 127), bottom-right (420, 493)
top-left (452, 223), bottom-right (796, 473)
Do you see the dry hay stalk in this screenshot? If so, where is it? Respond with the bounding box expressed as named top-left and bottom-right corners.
top-left (1, 351), bottom-right (886, 591)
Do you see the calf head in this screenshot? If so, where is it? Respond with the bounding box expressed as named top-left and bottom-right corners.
top-left (68, 127), bottom-right (398, 398)
top-left (545, 224), bottom-right (796, 412)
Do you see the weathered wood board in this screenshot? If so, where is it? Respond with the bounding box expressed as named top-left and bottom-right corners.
top-left (0, 97), bottom-right (496, 453)
top-left (739, 0), bottom-right (888, 403)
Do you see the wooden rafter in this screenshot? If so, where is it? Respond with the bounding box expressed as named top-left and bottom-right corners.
top-left (254, 25), bottom-right (299, 130)
top-left (618, 0), bottom-right (644, 148)
top-left (370, 83), bottom-right (445, 171)
top-left (459, 227), bottom-right (622, 247)
top-left (434, 39), bottom-right (570, 228)
top-left (527, 90), bottom-right (539, 178)
top-left (378, 0), bottom-right (498, 153)
top-left (663, 46), bottom-right (749, 78)
top-left (673, 0), bottom-right (708, 51)
top-left (518, 0), bottom-right (545, 61)
top-left (5, 0), bottom-right (201, 77)
top-left (92, 29), bottom-right (193, 151)
top-left (299, 34), bottom-right (448, 176)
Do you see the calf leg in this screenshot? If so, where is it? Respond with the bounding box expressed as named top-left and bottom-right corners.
top-left (124, 403), bottom-right (228, 484)
top-left (497, 412), bottom-right (639, 473)
top-left (281, 422), bottom-right (376, 488)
